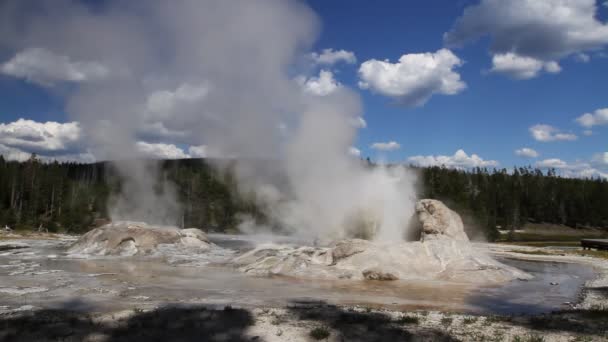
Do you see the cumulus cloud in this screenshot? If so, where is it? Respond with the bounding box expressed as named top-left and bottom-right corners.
top-left (358, 49), bottom-right (465, 106)
top-left (186, 145), bottom-right (222, 159)
top-left (138, 122), bottom-right (188, 142)
top-left (135, 142), bottom-right (189, 159)
top-left (490, 53), bottom-right (561, 79)
top-left (530, 124), bottom-right (577, 142)
top-left (515, 147), bottom-right (539, 158)
top-left (445, 0), bottom-right (608, 78)
top-left (593, 152), bottom-right (608, 165)
top-left (0, 144), bottom-right (34, 162)
top-left (535, 158), bottom-right (608, 179)
top-left (575, 108), bottom-right (608, 128)
top-left (370, 141), bottom-right (400, 151)
top-left (575, 53), bottom-right (591, 62)
top-left (583, 130), bottom-right (594, 136)
top-left (310, 48), bottom-right (356, 65)
top-left (350, 116), bottom-right (367, 129)
top-left (0, 119), bottom-right (82, 154)
top-left (0, 48), bottom-right (109, 86)
top-left (348, 146), bottom-right (361, 157)
top-left (408, 149), bottom-right (498, 169)
top-left (297, 70), bottom-right (342, 96)
top-left (535, 158), bottom-right (568, 169)
top-left (145, 83), bottom-right (210, 121)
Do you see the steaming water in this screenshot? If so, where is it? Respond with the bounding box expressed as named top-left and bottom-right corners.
top-left (0, 236), bottom-right (595, 315)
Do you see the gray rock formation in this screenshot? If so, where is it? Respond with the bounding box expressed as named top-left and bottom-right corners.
top-left (415, 199), bottom-right (469, 242)
top-left (68, 222), bottom-right (211, 256)
top-left (233, 199), bottom-right (532, 284)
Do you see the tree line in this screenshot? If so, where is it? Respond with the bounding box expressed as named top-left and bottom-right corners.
top-left (1, 155), bottom-right (606, 240)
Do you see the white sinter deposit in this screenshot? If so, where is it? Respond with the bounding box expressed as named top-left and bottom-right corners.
top-left (233, 199), bottom-right (531, 284)
top-left (68, 222), bottom-right (211, 257)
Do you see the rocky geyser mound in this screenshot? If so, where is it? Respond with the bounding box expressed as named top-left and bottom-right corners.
top-left (233, 199), bottom-right (531, 284)
top-left (68, 222), bottom-right (211, 256)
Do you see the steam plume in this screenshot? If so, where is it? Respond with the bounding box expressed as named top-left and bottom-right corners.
top-left (0, 0), bottom-right (417, 241)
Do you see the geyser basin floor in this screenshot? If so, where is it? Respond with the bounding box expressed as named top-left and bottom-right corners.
top-left (0, 235), bottom-right (597, 316)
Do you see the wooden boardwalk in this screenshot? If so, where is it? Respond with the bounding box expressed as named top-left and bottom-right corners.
top-left (581, 239), bottom-right (608, 251)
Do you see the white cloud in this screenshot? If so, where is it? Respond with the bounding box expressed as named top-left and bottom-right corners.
top-left (135, 142), bottom-right (189, 159)
top-left (530, 124), bottom-right (577, 142)
top-left (297, 70), bottom-right (341, 96)
top-left (445, 0), bottom-right (608, 78)
top-left (575, 108), bottom-right (608, 128)
top-left (370, 141), bottom-right (400, 151)
top-left (358, 49), bottom-right (465, 106)
top-left (535, 158), bottom-right (608, 179)
top-left (348, 147), bottom-right (361, 157)
top-left (0, 48), bottom-right (108, 86)
top-left (0, 119), bottom-right (82, 153)
top-left (593, 152), bottom-right (608, 165)
top-left (0, 144), bottom-right (33, 162)
top-left (575, 53), bottom-right (591, 62)
top-left (145, 83), bottom-right (210, 120)
top-left (535, 158), bottom-right (568, 169)
top-left (310, 48), bottom-right (356, 65)
top-left (583, 130), bottom-right (594, 136)
top-left (139, 121), bottom-right (188, 141)
top-left (490, 53), bottom-right (561, 79)
top-left (515, 147), bottom-right (539, 158)
top-left (408, 149), bottom-right (498, 169)
top-left (350, 116), bottom-right (367, 129)
top-left (0, 119), bottom-right (96, 162)
top-left (0, 142), bottom-right (94, 163)
top-left (188, 145), bottom-right (208, 158)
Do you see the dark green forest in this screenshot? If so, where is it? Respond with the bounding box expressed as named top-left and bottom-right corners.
top-left (1, 155), bottom-right (606, 241)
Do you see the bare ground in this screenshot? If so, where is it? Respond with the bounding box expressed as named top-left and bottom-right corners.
top-left (1, 232), bottom-right (607, 341)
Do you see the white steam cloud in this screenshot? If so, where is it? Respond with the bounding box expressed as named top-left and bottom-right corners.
top-left (0, 0), bottom-right (417, 241)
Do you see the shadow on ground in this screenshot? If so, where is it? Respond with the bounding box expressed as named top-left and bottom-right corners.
top-left (287, 300), bottom-right (459, 342)
top-left (0, 305), bottom-right (257, 342)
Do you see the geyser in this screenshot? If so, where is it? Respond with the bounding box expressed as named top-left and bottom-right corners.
top-left (1, 0), bottom-right (417, 242)
top-left (68, 222), bottom-right (211, 257)
top-left (233, 199), bottom-right (531, 284)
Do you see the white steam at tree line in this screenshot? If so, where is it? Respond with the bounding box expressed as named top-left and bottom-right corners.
top-left (0, 0), bottom-right (417, 242)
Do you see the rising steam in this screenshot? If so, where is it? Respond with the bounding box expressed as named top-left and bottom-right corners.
top-left (0, 0), bottom-right (416, 241)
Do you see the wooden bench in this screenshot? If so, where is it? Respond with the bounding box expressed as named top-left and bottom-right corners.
top-left (581, 239), bottom-right (608, 251)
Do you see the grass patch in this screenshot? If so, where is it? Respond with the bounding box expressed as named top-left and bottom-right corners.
top-left (503, 241), bottom-right (581, 247)
top-left (440, 317), bottom-right (453, 326)
top-left (574, 305), bottom-right (608, 319)
top-left (309, 326), bottom-right (330, 340)
top-left (483, 315), bottom-right (511, 325)
top-left (569, 249), bottom-right (608, 260)
top-left (395, 315), bottom-right (419, 324)
top-left (571, 337), bottom-right (594, 342)
top-left (498, 233), bottom-right (586, 242)
top-left (511, 335), bottom-right (546, 342)
top-left (506, 249), bottom-right (553, 256)
top-left (462, 316), bottom-right (478, 325)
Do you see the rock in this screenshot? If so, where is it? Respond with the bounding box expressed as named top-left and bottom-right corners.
top-left (415, 199), bottom-right (469, 242)
top-left (0, 287), bottom-right (49, 295)
top-left (233, 199), bottom-right (532, 284)
top-left (68, 222), bottom-right (211, 256)
top-left (362, 268), bottom-right (398, 281)
top-left (331, 239), bottom-right (370, 263)
top-left (0, 242), bottom-right (30, 252)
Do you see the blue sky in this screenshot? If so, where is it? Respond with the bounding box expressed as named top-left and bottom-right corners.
top-left (0, 0), bottom-right (607, 177)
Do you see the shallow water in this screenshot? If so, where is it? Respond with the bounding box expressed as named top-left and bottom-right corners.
top-left (0, 235), bottom-right (596, 315)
